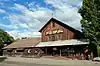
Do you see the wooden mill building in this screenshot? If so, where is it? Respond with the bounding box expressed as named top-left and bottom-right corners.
top-left (36, 18), bottom-right (90, 60)
top-left (3, 18), bottom-right (96, 60)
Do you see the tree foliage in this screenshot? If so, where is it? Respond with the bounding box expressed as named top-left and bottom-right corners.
top-left (79, 0), bottom-right (100, 45)
top-left (0, 28), bottom-right (14, 55)
top-left (0, 28), bottom-right (14, 44)
top-left (79, 0), bottom-right (100, 56)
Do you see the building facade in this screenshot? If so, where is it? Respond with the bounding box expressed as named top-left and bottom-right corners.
top-left (39, 18), bottom-right (83, 42)
top-left (3, 18), bottom-right (96, 60)
top-left (36, 18), bottom-right (93, 60)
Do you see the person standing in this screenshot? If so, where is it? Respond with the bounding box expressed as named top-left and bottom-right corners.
top-left (84, 46), bottom-right (89, 60)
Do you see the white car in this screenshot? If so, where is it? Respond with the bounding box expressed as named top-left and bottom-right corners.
top-left (92, 57), bottom-right (100, 62)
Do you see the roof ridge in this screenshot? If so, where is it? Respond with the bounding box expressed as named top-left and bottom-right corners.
top-left (39, 17), bottom-right (81, 34)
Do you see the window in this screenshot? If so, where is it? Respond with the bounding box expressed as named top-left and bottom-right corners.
top-left (48, 35), bottom-right (62, 41)
top-left (52, 22), bottom-right (55, 27)
top-left (58, 35), bottom-right (61, 40)
top-left (52, 36), bottom-right (55, 41)
top-left (48, 36), bottom-right (56, 41)
top-left (57, 35), bottom-right (62, 40)
top-left (48, 36), bottom-right (51, 41)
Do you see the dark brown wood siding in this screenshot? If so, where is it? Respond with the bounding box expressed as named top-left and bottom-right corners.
top-left (41, 21), bottom-right (77, 42)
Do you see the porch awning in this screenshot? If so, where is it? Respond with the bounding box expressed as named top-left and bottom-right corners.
top-left (36, 39), bottom-right (89, 47)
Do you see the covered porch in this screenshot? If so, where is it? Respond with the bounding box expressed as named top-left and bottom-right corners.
top-left (36, 39), bottom-right (94, 60)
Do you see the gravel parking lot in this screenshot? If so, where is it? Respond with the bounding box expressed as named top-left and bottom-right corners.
top-left (0, 57), bottom-right (100, 66)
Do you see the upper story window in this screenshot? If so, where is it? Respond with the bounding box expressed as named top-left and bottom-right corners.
top-left (48, 36), bottom-right (51, 41)
top-left (52, 36), bottom-right (56, 41)
top-left (58, 35), bottom-right (62, 40)
top-left (47, 34), bottom-right (62, 41)
top-left (52, 22), bottom-right (55, 27)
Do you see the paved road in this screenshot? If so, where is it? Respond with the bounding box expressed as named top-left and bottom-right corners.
top-left (0, 57), bottom-right (100, 66)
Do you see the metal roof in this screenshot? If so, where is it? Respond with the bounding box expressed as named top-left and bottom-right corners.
top-left (36, 39), bottom-right (89, 47)
top-left (3, 38), bottom-right (41, 49)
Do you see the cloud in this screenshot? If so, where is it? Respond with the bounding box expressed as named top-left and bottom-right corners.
top-left (4, 0), bottom-right (10, 1)
top-left (6, 30), bottom-right (41, 39)
top-left (45, 0), bottom-right (82, 30)
top-left (4, 0), bottom-right (82, 39)
top-left (5, 4), bottom-right (52, 39)
top-left (14, 3), bottom-right (52, 21)
top-left (0, 23), bottom-right (18, 29)
top-left (7, 3), bottom-right (53, 30)
top-left (66, 0), bottom-right (82, 6)
top-left (0, 8), bottom-right (6, 13)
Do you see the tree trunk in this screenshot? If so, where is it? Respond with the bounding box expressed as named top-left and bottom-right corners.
top-left (97, 45), bottom-right (100, 57)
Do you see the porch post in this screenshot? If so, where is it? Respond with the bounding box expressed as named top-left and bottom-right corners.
top-left (45, 48), bottom-right (47, 55)
top-left (60, 49), bottom-right (62, 57)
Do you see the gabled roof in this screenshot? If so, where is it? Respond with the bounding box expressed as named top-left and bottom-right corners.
top-left (39, 18), bottom-right (82, 35)
top-left (3, 37), bottom-right (41, 49)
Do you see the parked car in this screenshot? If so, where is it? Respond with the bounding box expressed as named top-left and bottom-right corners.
top-left (92, 57), bottom-right (100, 62)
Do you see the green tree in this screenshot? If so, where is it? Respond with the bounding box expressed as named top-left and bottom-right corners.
top-left (0, 28), bottom-right (14, 55)
top-left (79, 0), bottom-right (100, 56)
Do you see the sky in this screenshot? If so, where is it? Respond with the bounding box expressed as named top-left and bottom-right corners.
top-left (0, 0), bottom-right (82, 39)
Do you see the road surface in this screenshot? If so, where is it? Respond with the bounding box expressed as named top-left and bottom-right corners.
top-left (0, 57), bottom-right (100, 66)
